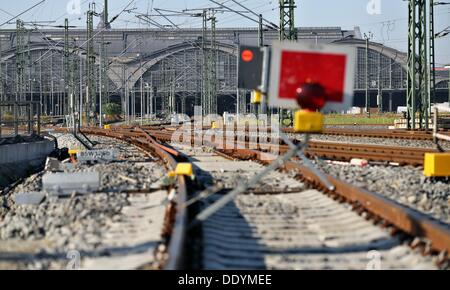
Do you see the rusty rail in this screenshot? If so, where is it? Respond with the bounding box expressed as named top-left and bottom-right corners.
top-left (302, 142), bottom-right (431, 166)
top-left (317, 128), bottom-right (450, 141)
top-left (79, 125), bottom-right (449, 264)
top-left (221, 148), bottom-right (450, 259)
top-left (120, 127), bottom-right (432, 166)
top-left (134, 125), bottom-right (449, 256)
top-left (79, 127), bottom-right (187, 270)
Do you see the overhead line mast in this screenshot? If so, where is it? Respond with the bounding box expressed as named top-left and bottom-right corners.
top-left (407, 0), bottom-right (429, 130)
top-left (279, 0), bottom-right (297, 123)
top-left (16, 19), bottom-right (26, 103)
top-left (86, 4), bottom-right (96, 126)
top-left (429, 0), bottom-right (436, 113)
top-left (279, 0), bottom-right (297, 41)
top-left (64, 18), bottom-right (70, 116)
top-left (198, 9), bottom-right (219, 116)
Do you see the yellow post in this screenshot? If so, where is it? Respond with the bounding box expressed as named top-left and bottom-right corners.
top-left (424, 153), bottom-right (450, 177)
top-left (294, 110), bottom-right (324, 133)
top-left (251, 90), bottom-right (262, 104)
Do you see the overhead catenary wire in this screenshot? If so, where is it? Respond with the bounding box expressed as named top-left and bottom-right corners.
top-left (208, 0), bottom-right (278, 30)
top-left (0, 0), bottom-right (46, 27)
top-left (228, 0), bottom-right (278, 29)
top-left (33, 0), bottom-right (135, 65)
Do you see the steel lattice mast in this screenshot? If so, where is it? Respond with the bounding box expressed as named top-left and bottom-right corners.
top-left (279, 0), bottom-right (297, 122)
top-left (209, 13), bottom-right (217, 115)
top-left (279, 0), bottom-right (297, 41)
top-left (407, 0), bottom-right (429, 130)
top-left (16, 19), bottom-right (26, 103)
top-left (86, 5), bottom-right (96, 126)
top-left (201, 10), bottom-right (208, 115)
top-left (64, 18), bottom-right (70, 116)
top-left (70, 37), bottom-right (78, 131)
top-left (429, 0), bottom-right (436, 112)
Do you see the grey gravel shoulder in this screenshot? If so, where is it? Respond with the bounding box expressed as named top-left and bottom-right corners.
top-left (314, 161), bottom-right (450, 225)
top-left (0, 134), bottom-right (167, 269)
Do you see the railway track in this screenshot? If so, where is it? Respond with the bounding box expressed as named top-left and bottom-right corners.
top-left (137, 124), bottom-right (450, 141)
top-left (287, 128), bottom-right (450, 141)
top-left (78, 128), bottom-right (188, 270)
top-left (172, 144), bottom-right (445, 269)
top-left (302, 142), bottom-right (429, 166)
top-left (85, 126), bottom-right (449, 268)
top-left (0, 130), bottom-right (187, 270)
top-left (111, 127), bottom-right (435, 166)
top-left (12, 126), bottom-right (446, 269)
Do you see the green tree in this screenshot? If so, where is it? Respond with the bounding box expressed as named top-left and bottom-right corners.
top-left (103, 103), bottom-right (122, 116)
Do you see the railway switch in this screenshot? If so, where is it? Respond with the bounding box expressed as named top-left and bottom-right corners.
top-left (424, 153), bottom-right (450, 177)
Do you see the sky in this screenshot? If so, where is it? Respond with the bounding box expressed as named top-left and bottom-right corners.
top-left (1, 0), bottom-right (449, 65)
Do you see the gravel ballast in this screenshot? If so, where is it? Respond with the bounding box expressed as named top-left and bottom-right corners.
top-left (312, 161), bottom-right (450, 225)
top-left (0, 134), bottom-right (167, 269)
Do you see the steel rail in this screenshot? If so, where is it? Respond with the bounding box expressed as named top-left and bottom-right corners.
top-left (138, 124), bottom-right (450, 141)
top-left (79, 127), bottom-right (187, 270)
top-left (126, 128), bottom-right (432, 166)
top-left (142, 125), bottom-right (450, 262)
top-left (221, 148), bottom-right (450, 260)
top-left (79, 126), bottom-right (449, 264)
top-left (314, 128), bottom-right (450, 141)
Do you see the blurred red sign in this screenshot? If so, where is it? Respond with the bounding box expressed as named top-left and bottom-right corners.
top-left (269, 42), bottom-right (355, 113)
top-left (279, 51), bottom-right (346, 102)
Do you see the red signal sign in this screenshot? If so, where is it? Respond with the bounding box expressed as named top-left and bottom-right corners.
top-left (241, 49), bottom-right (254, 62)
top-left (268, 42), bottom-right (355, 113)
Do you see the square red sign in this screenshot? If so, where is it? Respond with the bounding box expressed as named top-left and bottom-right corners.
top-left (278, 51), bottom-right (347, 103)
top-left (269, 42), bottom-right (355, 112)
